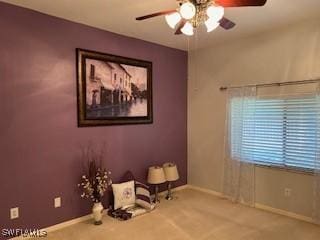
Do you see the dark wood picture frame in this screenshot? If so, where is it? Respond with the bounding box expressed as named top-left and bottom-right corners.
top-left (76, 48), bottom-right (153, 127)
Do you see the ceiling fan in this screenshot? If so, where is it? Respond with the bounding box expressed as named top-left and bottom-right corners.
top-left (136, 0), bottom-right (267, 36)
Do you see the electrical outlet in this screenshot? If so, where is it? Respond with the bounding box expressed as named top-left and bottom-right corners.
top-left (54, 197), bottom-right (61, 208)
top-left (10, 207), bottom-right (19, 219)
top-left (284, 188), bottom-right (292, 197)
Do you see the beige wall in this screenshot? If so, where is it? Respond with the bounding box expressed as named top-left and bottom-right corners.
top-left (188, 18), bottom-right (320, 218)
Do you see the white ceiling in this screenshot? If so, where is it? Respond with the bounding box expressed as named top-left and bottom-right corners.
top-left (1, 0), bottom-right (320, 50)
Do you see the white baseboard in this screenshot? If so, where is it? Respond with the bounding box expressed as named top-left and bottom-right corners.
top-left (187, 184), bottom-right (314, 224)
top-left (10, 214), bottom-right (93, 240)
top-left (157, 184), bottom-right (189, 197)
top-left (188, 185), bottom-right (223, 197)
top-left (45, 214), bottom-right (93, 232)
top-left (10, 184), bottom-right (188, 240)
top-left (10, 184), bottom-right (314, 239)
top-left (172, 184), bottom-right (189, 192)
top-left (254, 203), bottom-right (313, 223)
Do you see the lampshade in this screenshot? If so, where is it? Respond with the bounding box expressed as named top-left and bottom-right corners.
top-left (165, 12), bottom-right (182, 29)
top-left (163, 163), bottom-right (179, 181)
top-left (180, 2), bottom-right (196, 20)
top-left (147, 166), bottom-right (166, 184)
top-left (205, 18), bottom-right (220, 32)
top-left (181, 21), bottom-right (194, 36)
top-left (206, 5), bottom-right (224, 22)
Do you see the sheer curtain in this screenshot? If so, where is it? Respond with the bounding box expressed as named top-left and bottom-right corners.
top-left (223, 86), bottom-right (257, 206)
top-left (313, 83), bottom-right (320, 224)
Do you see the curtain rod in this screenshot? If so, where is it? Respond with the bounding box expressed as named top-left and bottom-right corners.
top-left (219, 78), bottom-right (320, 91)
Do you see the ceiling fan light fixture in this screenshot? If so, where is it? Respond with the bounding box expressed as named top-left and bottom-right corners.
top-left (205, 18), bottom-right (220, 32)
top-left (181, 21), bottom-right (194, 36)
top-left (180, 2), bottom-right (196, 20)
top-left (165, 12), bottom-right (182, 29)
top-left (206, 5), bottom-right (224, 22)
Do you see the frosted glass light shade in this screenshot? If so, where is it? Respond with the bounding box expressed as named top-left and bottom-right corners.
top-left (180, 2), bottom-right (196, 20)
top-left (163, 163), bottom-right (179, 181)
top-left (147, 166), bottom-right (166, 184)
top-left (165, 12), bottom-right (182, 29)
top-left (205, 18), bottom-right (220, 32)
top-left (206, 5), bottom-right (224, 22)
top-left (181, 21), bottom-right (194, 36)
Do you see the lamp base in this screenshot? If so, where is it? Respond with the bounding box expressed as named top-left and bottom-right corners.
top-left (165, 182), bottom-right (174, 200)
top-left (154, 185), bottom-right (160, 203)
top-left (165, 194), bottom-right (173, 200)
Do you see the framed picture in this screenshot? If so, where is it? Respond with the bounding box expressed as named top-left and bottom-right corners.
top-left (76, 48), bottom-right (153, 127)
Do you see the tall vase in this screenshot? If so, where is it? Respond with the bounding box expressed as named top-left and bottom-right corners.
top-left (92, 202), bottom-right (104, 225)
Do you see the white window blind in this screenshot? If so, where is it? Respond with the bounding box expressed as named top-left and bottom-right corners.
top-left (230, 95), bottom-right (320, 171)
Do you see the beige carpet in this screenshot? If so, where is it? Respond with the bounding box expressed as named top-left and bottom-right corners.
top-left (46, 189), bottom-right (320, 240)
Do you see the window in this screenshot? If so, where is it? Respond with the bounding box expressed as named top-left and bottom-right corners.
top-left (230, 95), bottom-right (319, 171)
top-left (114, 73), bottom-right (117, 80)
top-left (90, 64), bottom-right (95, 79)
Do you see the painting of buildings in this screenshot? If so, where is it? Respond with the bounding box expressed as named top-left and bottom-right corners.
top-left (85, 59), bottom-right (148, 118)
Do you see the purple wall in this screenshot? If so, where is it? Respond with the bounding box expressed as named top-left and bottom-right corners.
top-left (0, 2), bottom-right (187, 238)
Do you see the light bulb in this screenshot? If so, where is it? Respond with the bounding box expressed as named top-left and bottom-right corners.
top-left (205, 18), bottom-right (220, 32)
top-left (206, 5), bottom-right (224, 22)
top-left (180, 2), bottom-right (196, 20)
top-left (165, 12), bottom-right (182, 29)
top-left (181, 21), bottom-right (194, 36)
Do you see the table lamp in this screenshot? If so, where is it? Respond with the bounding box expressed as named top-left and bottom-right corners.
top-left (163, 163), bottom-right (179, 200)
top-left (147, 166), bottom-right (166, 203)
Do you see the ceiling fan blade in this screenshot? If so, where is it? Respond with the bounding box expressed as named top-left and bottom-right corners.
top-left (219, 17), bottom-right (236, 30)
top-left (136, 10), bottom-right (177, 21)
top-left (215, 0), bottom-right (267, 7)
top-left (174, 20), bottom-right (187, 35)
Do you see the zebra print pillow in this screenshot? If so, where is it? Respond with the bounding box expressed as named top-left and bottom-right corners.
top-left (135, 181), bottom-right (152, 210)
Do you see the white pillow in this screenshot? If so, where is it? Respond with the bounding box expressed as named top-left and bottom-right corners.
top-left (112, 181), bottom-right (135, 210)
